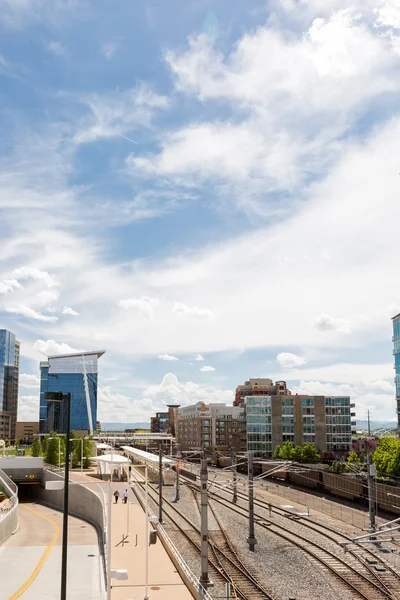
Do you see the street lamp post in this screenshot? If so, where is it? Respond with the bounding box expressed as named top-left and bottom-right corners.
top-left (44, 391), bottom-right (71, 600)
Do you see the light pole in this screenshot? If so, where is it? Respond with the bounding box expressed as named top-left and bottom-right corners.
top-left (44, 391), bottom-right (71, 600)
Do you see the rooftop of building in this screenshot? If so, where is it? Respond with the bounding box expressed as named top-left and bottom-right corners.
top-left (392, 312), bottom-right (400, 320)
top-left (47, 350), bottom-right (105, 359)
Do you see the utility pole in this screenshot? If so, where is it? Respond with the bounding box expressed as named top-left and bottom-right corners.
top-left (199, 454), bottom-right (210, 592)
top-left (61, 392), bottom-right (71, 600)
top-left (367, 453), bottom-right (376, 532)
top-left (247, 451), bottom-right (257, 552)
top-left (158, 443), bottom-right (163, 523)
top-left (174, 445), bottom-right (180, 502)
top-left (368, 409), bottom-right (371, 437)
top-left (232, 449), bottom-right (237, 504)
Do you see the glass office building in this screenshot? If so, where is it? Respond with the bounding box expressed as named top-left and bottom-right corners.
top-left (246, 395), bottom-right (272, 456)
top-left (39, 350), bottom-right (105, 435)
top-left (393, 313), bottom-right (400, 431)
top-left (0, 330), bottom-right (20, 442)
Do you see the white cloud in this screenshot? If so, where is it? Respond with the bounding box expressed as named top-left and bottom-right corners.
top-left (5, 304), bottom-right (58, 322)
top-left (374, 1), bottom-right (400, 29)
top-left (158, 354), bottom-right (179, 361)
top-left (101, 41), bottom-right (120, 60)
top-left (0, 279), bottom-right (22, 294)
top-left (313, 314), bottom-right (351, 332)
top-left (37, 289), bottom-right (59, 302)
top-left (17, 395), bottom-right (39, 422)
top-left (195, 354), bottom-right (205, 361)
top-left (13, 266), bottom-right (59, 288)
top-left (62, 306), bottom-right (79, 316)
top-left (173, 302), bottom-right (215, 319)
top-left (200, 365), bottom-right (216, 372)
top-left (33, 339), bottom-right (81, 356)
top-left (276, 352), bottom-right (307, 368)
top-left (73, 85), bottom-right (168, 145)
top-left (46, 41), bottom-right (67, 57)
top-left (0, 0), bottom-right (82, 29)
top-left (19, 373), bottom-right (40, 389)
top-left (118, 296), bottom-right (158, 319)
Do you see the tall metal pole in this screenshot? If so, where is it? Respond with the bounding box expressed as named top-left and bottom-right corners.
top-left (367, 453), bottom-right (376, 531)
top-left (107, 471), bottom-right (112, 600)
top-left (199, 454), bottom-right (209, 592)
top-left (174, 445), bottom-right (180, 502)
top-left (368, 409), bottom-right (371, 437)
top-left (144, 464), bottom-right (149, 600)
top-left (247, 451), bottom-right (257, 552)
top-left (61, 392), bottom-right (71, 600)
top-left (81, 438), bottom-right (83, 476)
top-left (158, 443), bottom-right (163, 523)
top-left (232, 449), bottom-right (237, 504)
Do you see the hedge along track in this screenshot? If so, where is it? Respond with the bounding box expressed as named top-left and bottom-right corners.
top-left (132, 479), bottom-right (277, 600)
top-left (204, 476), bottom-right (400, 599)
top-left (187, 483), bottom-right (396, 600)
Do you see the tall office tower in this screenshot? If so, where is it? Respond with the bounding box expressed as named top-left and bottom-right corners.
top-left (0, 330), bottom-right (20, 443)
top-left (39, 350), bottom-right (105, 435)
top-left (393, 313), bottom-right (400, 432)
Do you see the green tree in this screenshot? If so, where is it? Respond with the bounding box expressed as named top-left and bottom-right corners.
top-left (83, 437), bottom-right (93, 469)
top-left (301, 444), bottom-right (320, 463)
top-left (45, 436), bottom-right (60, 466)
top-left (291, 445), bottom-right (304, 462)
top-left (273, 445), bottom-right (282, 459)
top-left (42, 435), bottom-right (49, 455)
top-left (347, 451), bottom-right (360, 463)
top-left (373, 437), bottom-right (400, 478)
top-left (31, 436), bottom-right (42, 457)
top-left (281, 441), bottom-right (294, 460)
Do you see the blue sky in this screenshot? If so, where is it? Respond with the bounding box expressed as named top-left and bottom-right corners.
top-left (1, 0), bottom-right (400, 423)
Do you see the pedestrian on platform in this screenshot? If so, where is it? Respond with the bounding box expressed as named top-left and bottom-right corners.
top-left (123, 489), bottom-right (128, 504)
top-left (114, 490), bottom-right (120, 504)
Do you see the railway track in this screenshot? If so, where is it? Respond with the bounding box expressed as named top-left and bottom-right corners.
top-left (187, 483), bottom-right (397, 600)
top-left (132, 477), bottom-right (276, 600)
top-left (189, 485), bottom-right (273, 600)
top-left (205, 478), bottom-right (400, 600)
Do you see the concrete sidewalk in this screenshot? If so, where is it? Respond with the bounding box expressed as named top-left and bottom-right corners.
top-left (108, 483), bottom-right (193, 600)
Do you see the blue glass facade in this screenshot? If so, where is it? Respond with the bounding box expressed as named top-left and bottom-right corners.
top-left (0, 330), bottom-right (19, 442)
top-left (393, 314), bottom-right (400, 430)
top-left (39, 352), bottom-right (104, 434)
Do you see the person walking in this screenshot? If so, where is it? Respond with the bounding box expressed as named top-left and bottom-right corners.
top-left (114, 490), bottom-right (120, 504)
top-left (123, 489), bottom-right (128, 504)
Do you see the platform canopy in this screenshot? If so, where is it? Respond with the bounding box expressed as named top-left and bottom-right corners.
top-left (91, 454), bottom-right (129, 464)
top-left (96, 443), bottom-right (112, 450)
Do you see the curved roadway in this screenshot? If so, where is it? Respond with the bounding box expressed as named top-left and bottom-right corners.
top-left (0, 502), bottom-right (104, 599)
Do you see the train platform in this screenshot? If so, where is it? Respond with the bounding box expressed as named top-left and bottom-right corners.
top-left (1, 501), bottom-right (103, 600)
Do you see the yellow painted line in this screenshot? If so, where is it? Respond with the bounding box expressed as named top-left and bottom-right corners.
top-left (8, 505), bottom-right (60, 600)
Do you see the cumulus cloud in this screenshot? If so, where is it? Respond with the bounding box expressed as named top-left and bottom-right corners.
top-left (158, 354), bottom-right (179, 361)
top-left (0, 279), bottom-right (22, 294)
top-left (101, 41), bottom-right (120, 60)
top-left (200, 365), bottom-right (216, 372)
top-left (37, 289), bottom-right (59, 302)
top-left (19, 373), bottom-right (40, 389)
top-left (62, 306), bottom-right (79, 316)
top-left (17, 395), bottom-right (39, 422)
top-left (118, 296), bottom-right (158, 319)
top-left (313, 314), bottom-right (351, 332)
top-left (277, 352), bottom-right (306, 368)
top-left (195, 354), bottom-right (205, 361)
top-left (33, 339), bottom-right (81, 356)
top-left (173, 302), bottom-right (214, 319)
top-left (5, 304), bottom-right (58, 322)
top-left (13, 266), bottom-right (59, 288)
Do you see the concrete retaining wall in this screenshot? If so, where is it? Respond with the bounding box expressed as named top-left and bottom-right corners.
top-left (0, 468), bottom-right (18, 545)
top-left (38, 470), bottom-right (107, 584)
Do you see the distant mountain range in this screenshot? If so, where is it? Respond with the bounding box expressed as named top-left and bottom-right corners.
top-left (101, 422), bottom-right (150, 431)
top-left (356, 420), bottom-right (397, 431)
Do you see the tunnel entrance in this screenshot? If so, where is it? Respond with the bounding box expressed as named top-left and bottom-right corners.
top-left (17, 482), bottom-right (40, 503)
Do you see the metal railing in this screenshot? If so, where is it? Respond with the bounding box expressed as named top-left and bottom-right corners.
top-left (133, 478), bottom-right (214, 600)
top-left (0, 468), bottom-right (18, 543)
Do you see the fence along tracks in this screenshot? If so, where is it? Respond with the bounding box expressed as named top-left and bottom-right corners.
top-left (190, 483), bottom-right (399, 600)
top-left (134, 480), bottom-right (276, 600)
